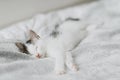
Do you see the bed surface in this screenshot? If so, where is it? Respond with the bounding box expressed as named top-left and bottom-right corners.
top-left (0, 0), bottom-right (120, 80)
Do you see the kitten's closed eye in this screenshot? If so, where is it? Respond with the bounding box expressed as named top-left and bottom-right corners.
top-left (26, 39), bottom-right (32, 44)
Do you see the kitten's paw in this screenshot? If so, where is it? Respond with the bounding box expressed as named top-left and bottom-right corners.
top-left (55, 69), bottom-right (66, 75)
top-left (71, 64), bottom-right (79, 72)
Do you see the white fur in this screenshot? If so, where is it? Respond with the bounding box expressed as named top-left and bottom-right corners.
top-left (26, 21), bottom-right (88, 74)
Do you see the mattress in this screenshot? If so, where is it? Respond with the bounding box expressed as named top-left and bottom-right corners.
top-left (0, 0), bottom-right (120, 80)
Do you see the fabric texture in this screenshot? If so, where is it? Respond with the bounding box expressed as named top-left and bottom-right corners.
top-left (0, 0), bottom-right (120, 80)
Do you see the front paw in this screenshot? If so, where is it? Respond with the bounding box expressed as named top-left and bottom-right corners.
top-left (54, 69), bottom-right (66, 75)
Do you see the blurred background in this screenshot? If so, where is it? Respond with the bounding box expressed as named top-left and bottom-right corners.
top-left (0, 0), bottom-right (95, 29)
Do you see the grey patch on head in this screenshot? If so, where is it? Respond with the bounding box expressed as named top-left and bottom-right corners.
top-left (65, 18), bottom-right (80, 21)
top-left (50, 30), bottom-right (59, 38)
top-left (15, 42), bottom-right (30, 54)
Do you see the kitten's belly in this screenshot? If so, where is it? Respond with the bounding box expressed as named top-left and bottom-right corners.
top-left (47, 21), bottom-right (88, 56)
top-left (57, 20), bottom-right (88, 51)
top-left (62, 30), bottom-right (87, 51)
top-left (48, 30), bottom-right (87, 51)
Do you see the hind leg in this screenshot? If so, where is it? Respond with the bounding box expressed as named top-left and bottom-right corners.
top-left (65, 52), bottom-right (79, 71)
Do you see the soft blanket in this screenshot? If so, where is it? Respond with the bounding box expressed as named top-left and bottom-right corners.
top-left (0, 0), bottom-right (120, 80)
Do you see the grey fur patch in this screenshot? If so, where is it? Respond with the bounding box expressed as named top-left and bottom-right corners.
top-left (50, 23), bottom-right (60, 38)
top-left (50, 30), bottom-right (59, 38)
top-left (55, 24), bottom-right (59, 29)
top-left (15, 42), bottom-right (30, 54)
top-left (65, 18), bottom-right (80, 21)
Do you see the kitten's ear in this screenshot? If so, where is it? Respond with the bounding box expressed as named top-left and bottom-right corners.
top-left (15, 42), bottom-right (29, 54)
top-left (28, 30), bottom-right (40, 43)
top-left (29, 30), bottom-right (40, 40)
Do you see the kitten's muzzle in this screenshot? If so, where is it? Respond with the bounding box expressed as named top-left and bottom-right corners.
top-left (36, 53), bottom-right (42, 58)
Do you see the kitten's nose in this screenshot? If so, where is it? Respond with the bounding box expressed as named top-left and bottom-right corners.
top-left (36, 53), bottom-right (41, 58)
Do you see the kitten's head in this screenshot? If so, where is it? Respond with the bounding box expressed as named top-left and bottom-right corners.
top-left (16, 30), bottom-right (45, 59)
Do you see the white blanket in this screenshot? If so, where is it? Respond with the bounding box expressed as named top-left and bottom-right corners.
top-left (0, 0), bottom-right (120, 80)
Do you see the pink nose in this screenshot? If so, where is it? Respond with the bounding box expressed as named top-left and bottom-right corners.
top-left (36, 53), bottom-right (41, 58)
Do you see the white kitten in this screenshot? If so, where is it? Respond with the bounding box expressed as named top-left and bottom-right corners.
top-left (16, 20), bottom-right (88, 75)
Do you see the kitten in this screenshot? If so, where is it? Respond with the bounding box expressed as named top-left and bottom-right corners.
top-left (16, 20), bottom-right (88, 75)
